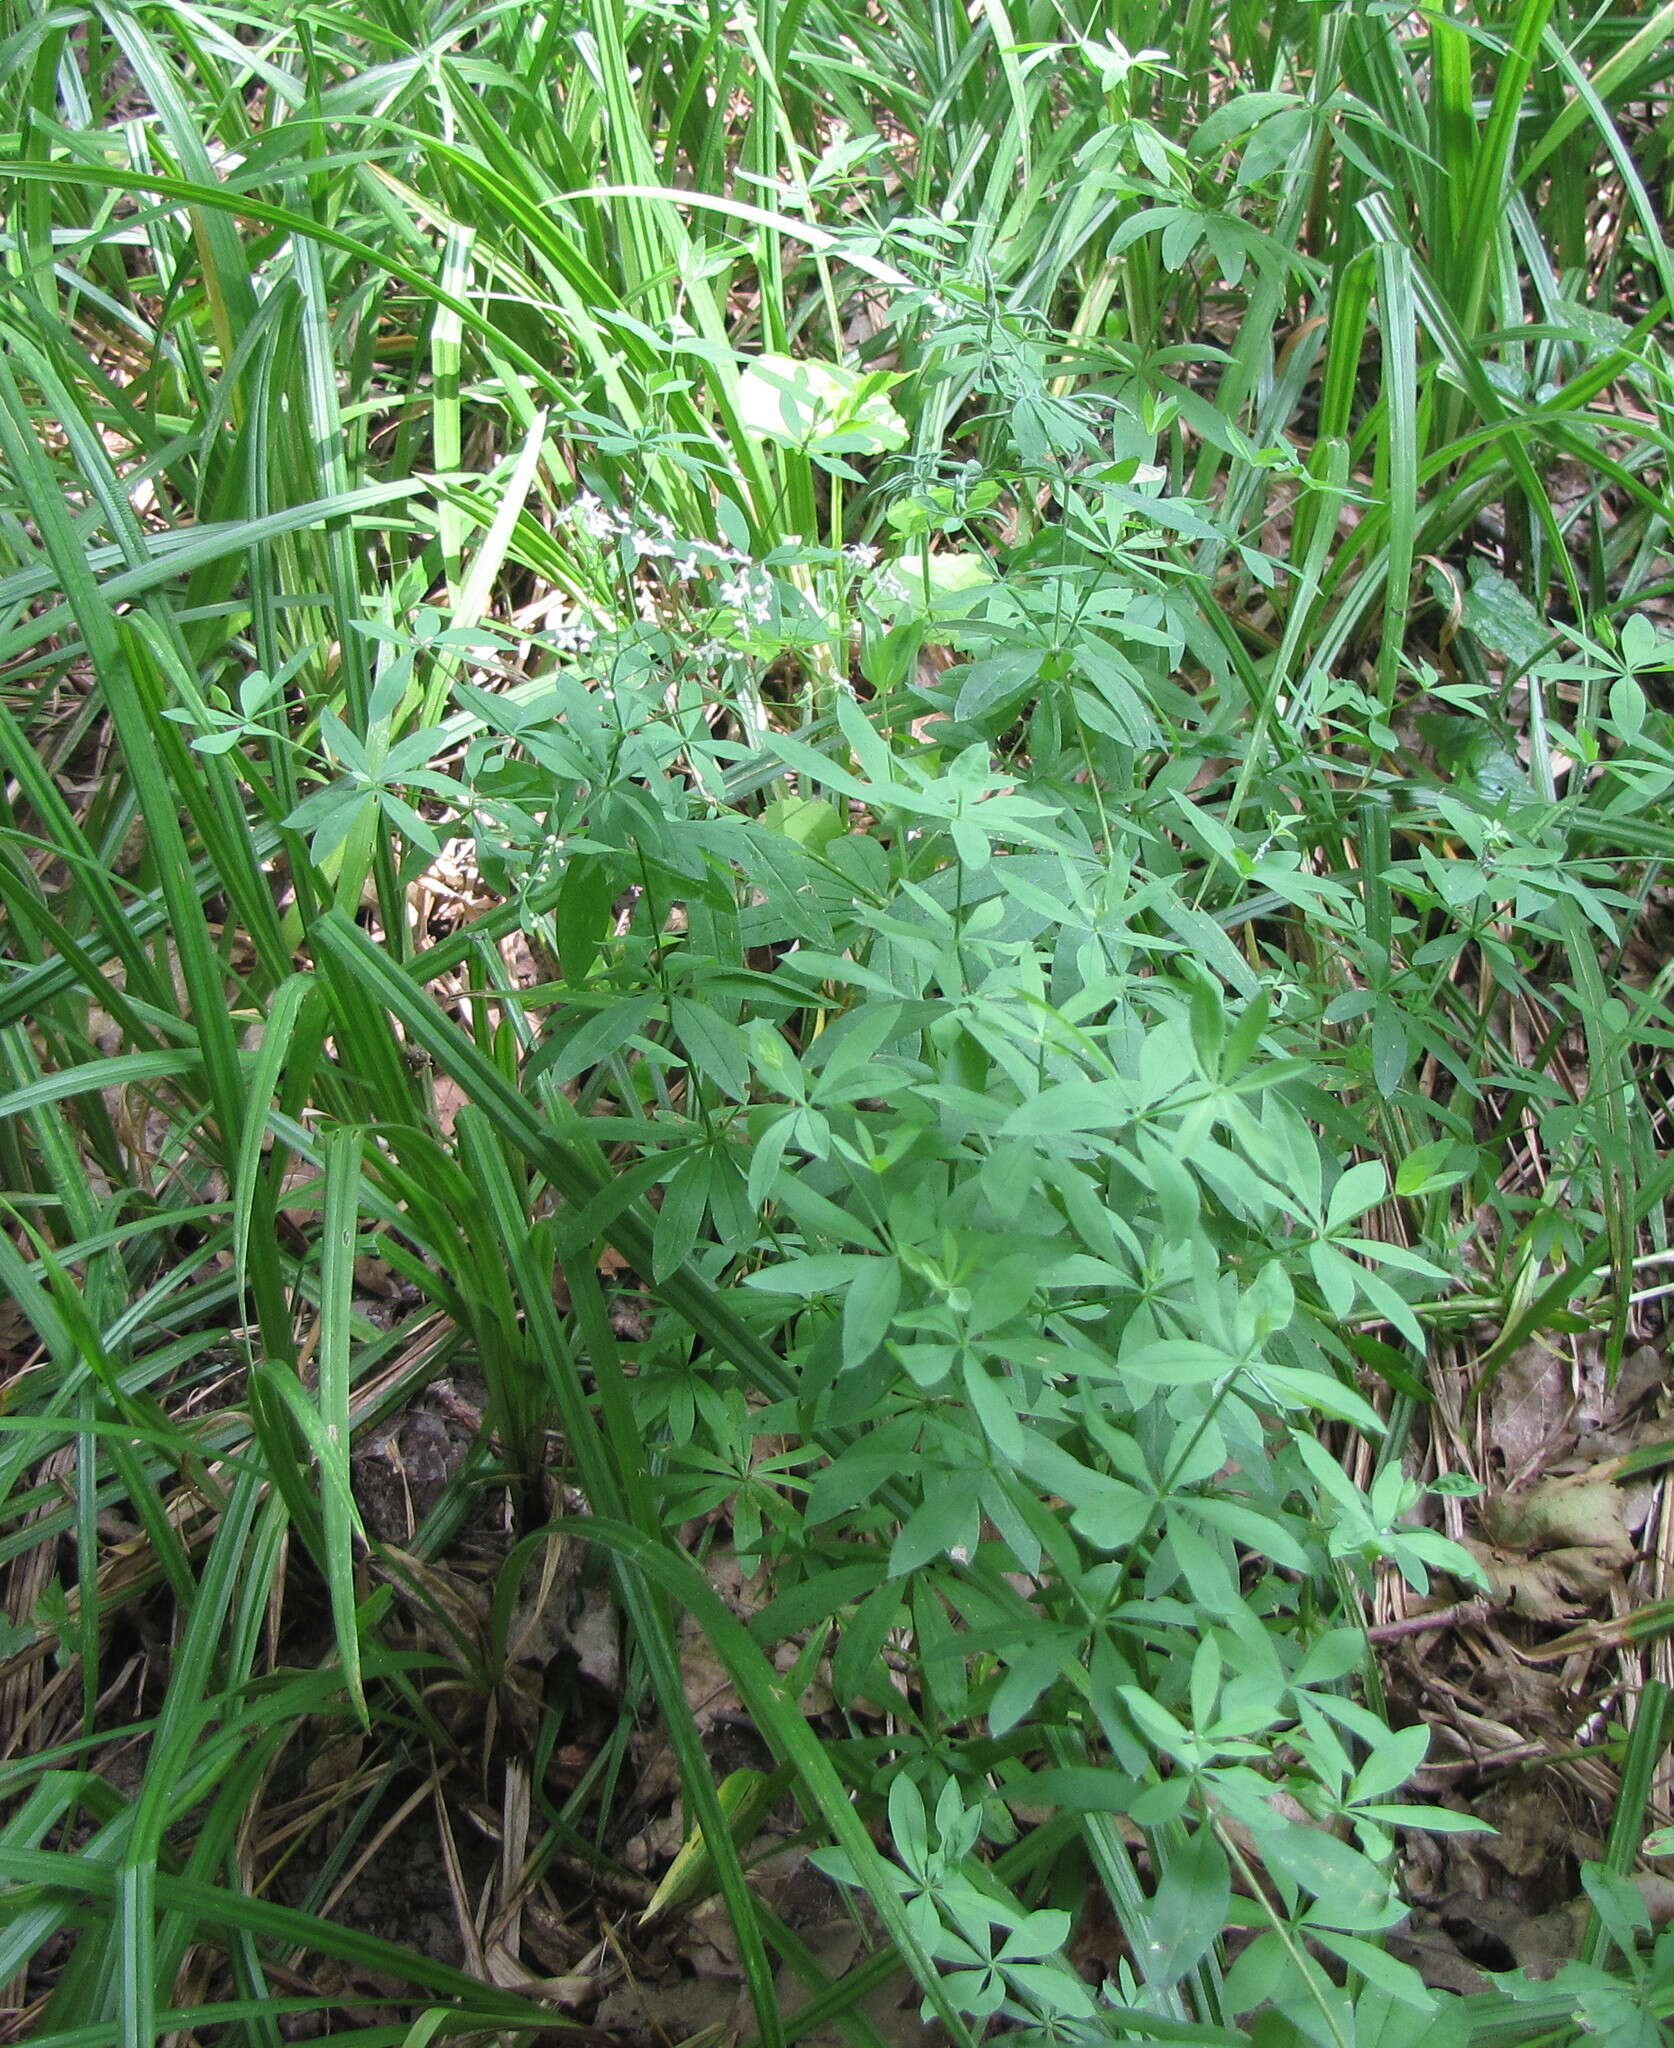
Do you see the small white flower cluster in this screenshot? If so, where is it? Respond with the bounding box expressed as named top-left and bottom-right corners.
top-left (571, 490), bottom-right (626, 542)
top-left (569, 492), bottom-right (749, 583)
top-left (547, 619), bottom-right (598, 654)
top-left (563, 494), bottom-right (879, 636)
top-left (717, 567), bottom-right (775, 627)
top-left (640, 527), bottom-right (751, 583)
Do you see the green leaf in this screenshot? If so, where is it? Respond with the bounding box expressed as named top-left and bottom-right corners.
top-left (953, 648), bottom-right (1047, 723)
top-left (671, 996), bottom-right (752, 1101)
top-left (841, 1257), bottom-right (902, 1370)
top-left (1177, 1497), bottom-right (1311, 1574)
top-left (1579, 1862), bottom-right (1651, 1953)
top-left (1327, 1160), bottom-right (1388, 1233)
top-left (761, 794), bottom-right (846, 854)
top-left (1019, 1436), bottom-right (1149, 1550)
top-left (1394, 1139), bottom-right (1456, 1197)
top-left (1350, 1804), bottom-right (1493, 1833)
top-left (1118, 1339), bottom-right (1241, 1387)
top-left (889, 1489), bottom-right (981, 1576)
top-left (1310, 1931), bottom-right (1436, 2013)
top-left (653, 1153), bottom-right (712, 1281)
top-left (961, 1351), bottom-right (1026, 1465)
top-left (1371, 1009), bottom-right (1408, 1099)
top-left (1145, 1824), bottom-right (1231, 1989)
top-left (832, 1583), bottom-right (905, 1706)
top-left (1349, 1722), bottom-right (1429, 1805)
top-left (744, 1253), bottom-right (872, 1295)
top-left (990, 1644), bottom-right (1068, 1738)
top-left (1462, 567), bottom-right (1550, 672)
top-left (543, 995), bottom-right (660, 1088)
top-left (1000, 1083), bottom-right (1129, 1136)
top-left (1254, 1819), bottom-right (1399, 1932)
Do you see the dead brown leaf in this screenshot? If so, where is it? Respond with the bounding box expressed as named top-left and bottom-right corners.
top-left (1482, 1473), bottom-right (1635, 1564)
top-left (1464, 1541), bottom-right (1622, 1622)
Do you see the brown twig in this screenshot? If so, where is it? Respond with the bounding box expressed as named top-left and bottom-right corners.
top-left (1365, 1597), bottom-right (1493, 1643)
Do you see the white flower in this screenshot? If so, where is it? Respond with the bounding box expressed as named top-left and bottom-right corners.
top-left (572, 491), bottom-right (621, 541)
top-left (549, 619), bottom-right (597, 654)
top-left (843, 542), bottom-right (879, 569)
top-left (715, 564), bottom-right (775, 626)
